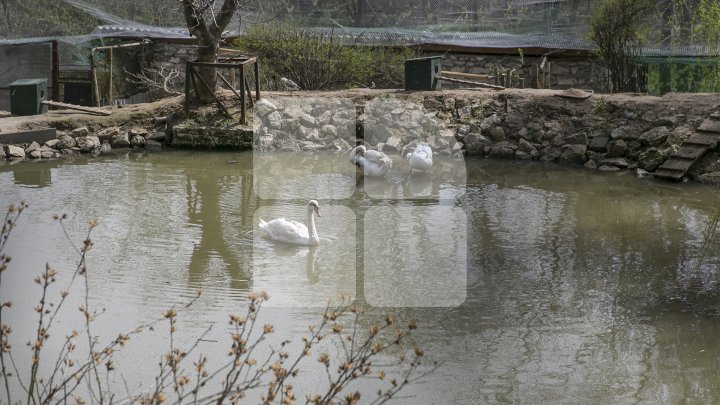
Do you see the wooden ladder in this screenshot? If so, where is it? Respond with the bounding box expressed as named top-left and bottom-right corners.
top-left (654, 114), bottom-right (720, 181)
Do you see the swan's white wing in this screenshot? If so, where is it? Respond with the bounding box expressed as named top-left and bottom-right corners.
top-left (364, 149), bottom-right (391, 166)
top-left (259, 218), bottom-right (309, 244)
top-left (409, 145), bottom-right (433, 171)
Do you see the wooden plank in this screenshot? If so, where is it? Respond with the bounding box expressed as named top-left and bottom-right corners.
top-left (654, 169), bottom-right (685, 181)
top-left (40, 100), bottom-right (110, 116)
top-left (439, 71), bottom-right (493, 80)
top-left (657, 158), bottom-right (694, 171)
top-left (686, 134), bottom-right (720, 147)
top-left (676, 145), bottom-right (707, 159)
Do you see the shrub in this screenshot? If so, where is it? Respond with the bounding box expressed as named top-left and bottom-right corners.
top-left (234, 25), bottom-right (419, 90)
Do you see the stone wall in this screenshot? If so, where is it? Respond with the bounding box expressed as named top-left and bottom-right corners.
top-left (429, 52), bottom-right (603, 91)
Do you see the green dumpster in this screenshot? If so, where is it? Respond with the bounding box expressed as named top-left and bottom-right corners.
top-left (404, 56), bottom-right (443, 91)
top-left (10, 78), bottom-right (48, 116)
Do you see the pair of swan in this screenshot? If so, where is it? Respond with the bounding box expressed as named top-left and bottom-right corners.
top-left (349, 143), bottom-right (434, 178)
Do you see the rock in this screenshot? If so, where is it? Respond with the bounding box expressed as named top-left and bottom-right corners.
top-left (283, 105), bottom-right (303, 119)
top-left (538, 146), bottom-right (562, 162)
top-left (610, 126), bottom-right (638, 141)
top-left (654, 116), bottom-right (677, 127)
top-left (480, 114), bottom-right (501, 133)
top-left (665, 125), bottom-right (692, 146)
top-left (488, 126), bottom-right (506, 142)
top-left (589, 136), bottom-right (610, 152)
top-left (70, 127), bottom-right (89, 137)
top-left (327, 138), bottom-right (351, 151)
top-left (130, 135), bottom-right (146, 148)
top-left (24, 141), bottom-right (41, 154)
top-left (636, 168), bottom-right (651, 178)
top-left (145, 140), bottom-right (163, 150)
top-left (559, 144), bottom-right (587, 165)
top-left (301, 141), bottom-right (325, 151)
top-left (111, 132), bottom-right (131, 148)
top-left (436, 128), bottom-right (456, 148)
top-left (463, 132), bottom-right (491, 155)
top-left (96, 127), bottom-right (121, 142)
top-left (639, 126), bottom-right (669, 146)
top-left (45, 139), bottom-right (60, 149)
top-left (77, 136), bottom-right (101, 152)
top-left (253, 99), bottom-right (277, 118)
top-left (518, 138), bottom-right (537, 155)
top-left (452, 142), bottom-right (464, 153)
top-left (638, 147), bottom-right (665, 171)
top-left (299, 113), bottom-right (317, 128)
top-left (99, 143), bottom-right (112, 154)
top-left (29, 150), bottom-right (42, 159)
top-left (40, 151), bottom-right (55, 159)
top-left (6, 144), bottom-right (25, 158)
top-left (698, 172), bottom-right (720, 184)
top-left (564, 132), bottom-right (588, 145)
top-left (265, 111), bottom-right (283, 129)
top-left (583, 160), bottom-right (597, 169)
top-left (256, 135), bottom-right (274, 150)
top-left (488, 142), bottom-right (516, 159)
top-left (598, 165), bottom-right (621, 172)
top-left (56, 134), bottom-right (77, 149)
top-left (384, 135), bottom-right (402, 153)
top-left (0, 145), bottom-right (5, 159)
top-left (319, 125), bottom-right (338, 139)
top-left (600, 157), bottom-right (629, 168)
top-left (606, 140), bottom-right (627, 157)
top-left (129, 128), bottom-right (149, 138)
top-left (551, 134), bottom-right (566, 147)
top-left (147, 132), bottom-right (166, 142)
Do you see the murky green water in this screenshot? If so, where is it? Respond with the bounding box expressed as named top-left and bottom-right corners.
top-left (2, 151), bottom-right (720, 404)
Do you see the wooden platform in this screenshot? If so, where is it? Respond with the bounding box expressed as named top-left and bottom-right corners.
top-left (655, 115), bottom-right (720, 181)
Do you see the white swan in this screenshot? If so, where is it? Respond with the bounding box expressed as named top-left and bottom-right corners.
top-left (258, 200), bottom-right (321, 246)
top-left (349, 145), bottom-right (392, 177)
top-left (405, 143), bottom-right (433, 174)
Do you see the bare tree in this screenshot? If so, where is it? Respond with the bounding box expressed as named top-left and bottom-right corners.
top-left (180, 0), bottom-right (245, 103)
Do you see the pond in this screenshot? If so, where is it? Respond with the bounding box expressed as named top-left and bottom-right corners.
top-left (1, 151), bottom-right (720, 404)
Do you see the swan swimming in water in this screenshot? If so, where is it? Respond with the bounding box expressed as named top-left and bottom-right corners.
top-left (349, 145), bottom-right (392, 177)
top-left (258, 200), bottom-right (321, 246)
top-left (405, 143), bottom-right (433, 174)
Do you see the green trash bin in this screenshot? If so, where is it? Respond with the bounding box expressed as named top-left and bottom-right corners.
top-left (10, 78), bottom-right (48, 116)
top-left (404, 56), bottom-right (443, 91)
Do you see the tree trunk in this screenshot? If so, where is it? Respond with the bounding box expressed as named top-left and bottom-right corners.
top-left (182, 0), bottom-right (238, 104)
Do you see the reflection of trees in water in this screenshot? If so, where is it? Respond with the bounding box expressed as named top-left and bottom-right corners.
top-left (184, 159), bottom-right (257, 290)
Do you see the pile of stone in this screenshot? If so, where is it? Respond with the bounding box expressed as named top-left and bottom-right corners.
top-left (0, 126), bottom-right (165, 162)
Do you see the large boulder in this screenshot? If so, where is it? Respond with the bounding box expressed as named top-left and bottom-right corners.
top-left (559, 144), bottom-right (587, 165)
top-left (70, 127), bottom-right (89, 137)
top-left (589, 135), bottom-right (610, 152)
top-left (24, 141), bottom-right (41, 154)
top-left (253, 99), bottom-right (277, 118)
top-left (5, 144), bottom-right (25, 158)
top-left (463, 132), bottom-right (491, 155)
top-left (130, 135), bottom-right (146, 148)
top-left (606, 140), bottom-right (627, 157)
top-left (77, 136), bottom-right (101, 152)
top-left (638, 147), bottom-right (665, 171)
top-left (96, 127), bottom-right (121, 142)
top-left (56, 134), bottom-right (77, 149)
top-left (639, 126), bottom-right (669, 146)
top-left (111, 132), bottom-right (130, 148)
top-left (488, 141), bottom-right (516, 159)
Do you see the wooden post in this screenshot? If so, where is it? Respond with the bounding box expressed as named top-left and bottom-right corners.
top-left (184, 62), bottom-right (191, 116)
top-left (108, 48), bottom-right (113, 105)
top-left (254, 59), bottom-right (260, 100)
top-left (239, 64), bottom-right (246, 124)
top-left (90, 50), bottom-right (100, 106)
top-left (51, 40), bottom-right (59, 108)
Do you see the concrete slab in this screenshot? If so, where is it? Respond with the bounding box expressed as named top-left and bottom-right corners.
top-left (0, 128), bottom-right (57, 144)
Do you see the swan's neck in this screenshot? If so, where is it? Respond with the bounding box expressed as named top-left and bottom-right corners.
top-left (306, 208), bottom-right (319, 245)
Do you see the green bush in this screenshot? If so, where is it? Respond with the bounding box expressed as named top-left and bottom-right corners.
top-left (234, 25), bottom-right (419, 90)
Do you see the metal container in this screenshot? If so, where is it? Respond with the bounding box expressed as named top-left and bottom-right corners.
top-left (404, 56), bottom-right (443, 91)
top-left (10, 78), bottom-right (48, 116)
